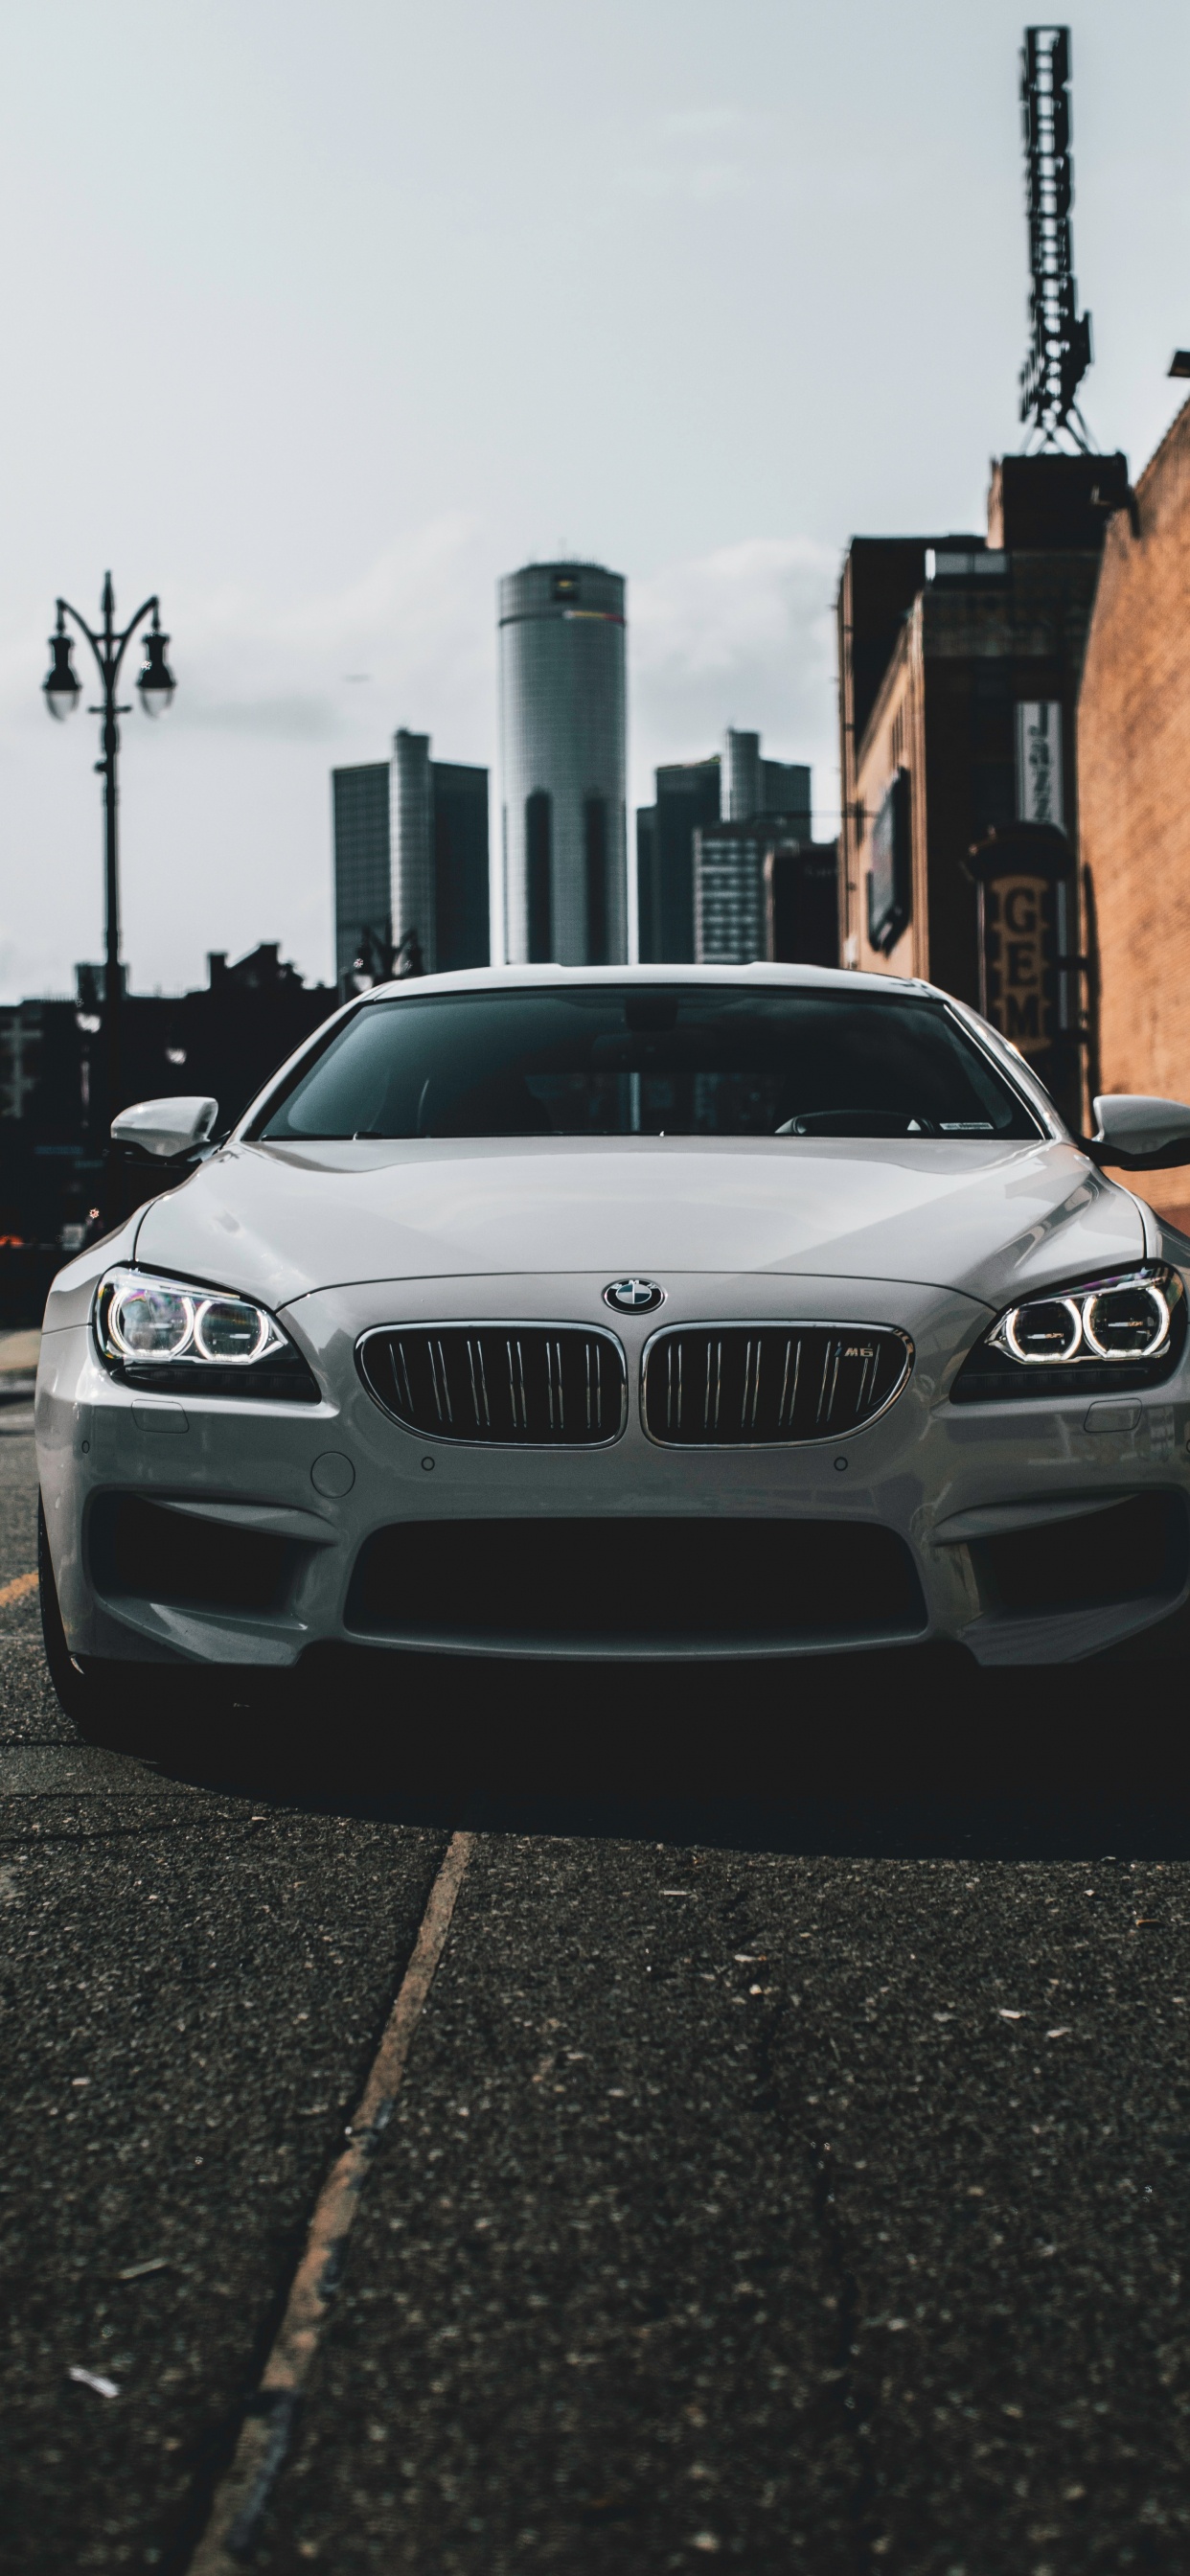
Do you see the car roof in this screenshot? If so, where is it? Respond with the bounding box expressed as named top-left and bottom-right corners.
top-left (357, 962), bottom-right (932, 1002)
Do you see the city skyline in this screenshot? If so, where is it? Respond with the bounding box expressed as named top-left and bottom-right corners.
top-left (0, 1), bottom-right (1188, 1002)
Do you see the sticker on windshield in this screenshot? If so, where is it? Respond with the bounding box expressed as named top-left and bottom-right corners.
top-left (941, 1121), bottom-right (995, 1131)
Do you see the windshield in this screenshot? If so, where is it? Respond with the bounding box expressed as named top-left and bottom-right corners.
top-left (256, 986), bottom-right (1042, 1143)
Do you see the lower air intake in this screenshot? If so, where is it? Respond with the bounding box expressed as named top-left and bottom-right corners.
top-left (972, 1492), bottom-right (1188, 1617)
top-left (89, 1495), bottom-right (293, 1615)
top-left (356, 1323), bottom-right (627, 1446)
top-left (345, 1517), bottom-right (927, 1654)
top-left (642, 1324), bottom-right (911, 1445)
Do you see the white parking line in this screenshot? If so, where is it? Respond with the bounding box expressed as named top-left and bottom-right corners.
top-left (186, 1828), bottom-right (475, 2572)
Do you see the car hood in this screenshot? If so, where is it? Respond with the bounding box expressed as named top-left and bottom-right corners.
top-left (130, 1134), bottom-right (1149, 1314)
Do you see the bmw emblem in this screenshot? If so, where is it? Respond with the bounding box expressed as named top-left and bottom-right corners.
top-left (604, 1277), bottom-right (664, 1314)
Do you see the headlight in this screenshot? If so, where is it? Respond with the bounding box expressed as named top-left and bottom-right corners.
top-left (952, 1263), bottom-right (1186, 1404)
top-left (93, 1267), bottom-right (318, 1402)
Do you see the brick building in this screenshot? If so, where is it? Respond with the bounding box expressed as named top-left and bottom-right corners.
top-left (836, 453), bottom-right (1129, 1120)
top-left (1077, 393), bottom-right (1190, 1219)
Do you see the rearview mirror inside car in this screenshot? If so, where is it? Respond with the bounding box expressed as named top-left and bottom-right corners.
top-left (109, 1095), bottom-right (219, 1161)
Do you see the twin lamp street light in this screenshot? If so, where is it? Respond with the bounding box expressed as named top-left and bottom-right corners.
top-left (43, 574), bottom-right (176, 1216)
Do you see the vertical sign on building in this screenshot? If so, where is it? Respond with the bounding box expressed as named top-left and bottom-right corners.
top-left (866, 769), bottom-right (911, 954)
top-left (968, 820), bottom-right (1078, 1124)
top-left (1015, 702), bottom-right (1064, 828)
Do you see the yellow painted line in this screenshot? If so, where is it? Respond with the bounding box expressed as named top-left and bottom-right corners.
top-left (187, 1828), bottom-right (476, 2571)
top-left (0, 1571), bottom-right (37, 1610)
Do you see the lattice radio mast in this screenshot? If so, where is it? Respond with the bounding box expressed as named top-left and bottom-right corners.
top-left (1018, 26), bottom-right (1094, 450)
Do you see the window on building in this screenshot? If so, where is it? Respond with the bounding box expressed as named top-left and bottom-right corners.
top-left (526, 792), bottom-right (552, 962)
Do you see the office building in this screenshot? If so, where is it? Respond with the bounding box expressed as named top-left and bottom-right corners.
top-left (767, 836), bottom-right (840, 968)
top-left (392, 730), bottom-right (435, 972)
top-left (332, 734), bottom-right (491, 987)
top-left (637, 733), bottom-right (812, 963)
top-left (637, 757), bottom-right (720, 963)
top-left (332, 761), bottom-right (391, 985)
top-left (693, 810), bottom-right (837, 968)
top-left (694, 817), bottom-right (766, 963)
top-left (432, 762), bottom-right (493, 977)
top-left (721, 729), bottom-right (811, 830)
top-left (498, 561), bottom-right (628, 965)
top-left (836, 450), bottom-right (1130, 1119)
top-left (391, 733), bottom-right (491, 979)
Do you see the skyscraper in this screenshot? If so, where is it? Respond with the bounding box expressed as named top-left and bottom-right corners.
top-left (637, 757), bottom-right (720, 964)
top-left (638, 732), bottom-right (812, 963)
top-left (332, 734), bottom-right (490, 988)
top-left (332, 762), bottom-right (391, 985)
top-left (693, 810), bottom-right (837, 967)
top-left (498, 561), bottom-right (628, 965)
top-left (391, 729), bottom-right (435, 969)
top-left (431, 763), bottom-right (493, 974)
top-left (722, 728), bottom-right (812, 831)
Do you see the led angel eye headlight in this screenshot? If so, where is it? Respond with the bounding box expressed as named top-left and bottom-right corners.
top-left (100, 1275), bottom-right (195, 1362)
top-left (1082, 1279), bottom-right (1171, 1360)
top-left (193, 1297), bottom-right (280, 1363)
top-left (95, 1267), bottom-right (285, 1369)
top-left (1000, 1296), bottom-right (1083, 1364)
top-left (988, 1265), bottom-right (1182, 1370)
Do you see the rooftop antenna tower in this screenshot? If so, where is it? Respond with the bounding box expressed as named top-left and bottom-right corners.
top-left (1018, 25), bottom-right (1095, 451)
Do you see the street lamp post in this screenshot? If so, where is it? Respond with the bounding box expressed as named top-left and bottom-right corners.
top-left (43, 572), bottom-right (176, 1215)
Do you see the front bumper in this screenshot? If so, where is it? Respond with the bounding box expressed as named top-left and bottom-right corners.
top-left (34, 1270), bottom-right (1190, 1668)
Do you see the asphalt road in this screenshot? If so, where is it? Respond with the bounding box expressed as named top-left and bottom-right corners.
top-left (4, 1409), bottom-right (1190, 2573)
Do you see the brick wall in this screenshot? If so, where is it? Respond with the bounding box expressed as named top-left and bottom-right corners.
top-left (1078, 393), bottom-right (1190, 1225)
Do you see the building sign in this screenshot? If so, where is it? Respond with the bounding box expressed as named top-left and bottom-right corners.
top-left (1015, 701), bottom-right (1064, 828)
top-left (866, 768), bottom-right (911, 954)
top-left (967, 821), bottom-right (1077, 1119)
top-left (980, 873), bottom-right (1052, 1051)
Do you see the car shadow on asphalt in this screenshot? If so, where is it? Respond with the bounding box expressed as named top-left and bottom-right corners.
top-left (81, 1640), bottom-right (1190, 1862)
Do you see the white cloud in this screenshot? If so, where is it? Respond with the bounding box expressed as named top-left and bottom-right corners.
top-left (172, 514), bottom-right (495, 747)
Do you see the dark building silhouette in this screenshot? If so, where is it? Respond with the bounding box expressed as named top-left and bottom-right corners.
top-left (0, 943), bottom-right (336, 1306)
top-left (767, 837), bottom-right (840, 968)
top-left (332, 762), bottom-right (391, 985)
top-left (432, 762), bottom-right (492, 974)
top-left (333, 733), bottom-right (491, 989)
top-left (637, 758), bottom-right (721, 964)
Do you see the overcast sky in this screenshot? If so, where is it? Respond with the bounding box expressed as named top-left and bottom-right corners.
top-left (1, 0), bottom-right (1187, 1000)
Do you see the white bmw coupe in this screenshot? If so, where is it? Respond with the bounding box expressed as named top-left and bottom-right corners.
top-left (34, 963), bottom-right (1190, 1709)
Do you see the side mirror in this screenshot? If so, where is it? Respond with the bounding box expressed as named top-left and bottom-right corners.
top-left (1090, 1093), bottom-right (1190, 1169)
top-left (110, 1095), bottom-right (219, 1161)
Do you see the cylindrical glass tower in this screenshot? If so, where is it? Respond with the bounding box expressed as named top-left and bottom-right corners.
top-left (392, 728), bottom-right (434, 968)
top-left (498, 561), bottom-right (628, 965)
